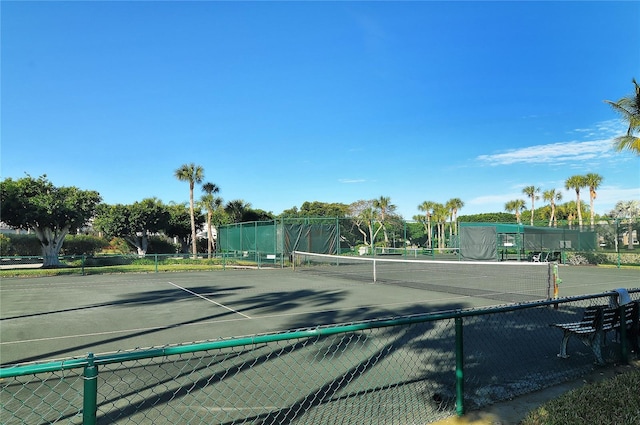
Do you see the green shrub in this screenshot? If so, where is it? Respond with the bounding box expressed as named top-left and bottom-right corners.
top-left (105, 237), bottom-right (134, 254)
top-left (146, 236), bottom-right (179, 254)
top-left (4, 234), bottom-right (41, 256)
top-left (84, 255), bottom-right (136, 267)
top-left (0, 234), bottom-right (11, 256)
top-left (566, 251), bottom-right (640, 266)
top-left (62, 235), bottom-right (109, 255)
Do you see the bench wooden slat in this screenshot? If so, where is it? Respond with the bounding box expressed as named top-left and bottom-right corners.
top-left (551, 301), bottom-right (640, 365)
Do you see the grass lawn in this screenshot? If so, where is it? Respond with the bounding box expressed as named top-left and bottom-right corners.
top-left (522, 363), bottom-right (640, 425)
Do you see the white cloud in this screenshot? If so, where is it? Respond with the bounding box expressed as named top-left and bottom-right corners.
top-left (477, 139), bottom-right (618, 166)
top-left (477, 119), bottom-right (631, 166)
top-left (339, 178), bottom-right (366, 184)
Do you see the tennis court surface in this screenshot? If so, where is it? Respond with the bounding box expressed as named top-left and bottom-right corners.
top-left (2, 263), bottom-right (637, 365)
top-left (1, 263), bottom-right (638, 424)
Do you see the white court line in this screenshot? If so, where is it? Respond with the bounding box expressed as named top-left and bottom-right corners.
top-left (167, 281), bottom-right (251, 319)
top-left (1, 295), bottom-right (467, 346)
top-left (0, 315), bottom-right (252, 346)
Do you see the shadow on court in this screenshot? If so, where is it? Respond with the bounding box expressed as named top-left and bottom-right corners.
top-left (0, 285), bottom-right (252, 321)
top-left (6, 284), bottom-right (368, 364)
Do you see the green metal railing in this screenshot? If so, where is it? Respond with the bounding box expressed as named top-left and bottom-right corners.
top-left (2, 290), bottom-right (638, 424)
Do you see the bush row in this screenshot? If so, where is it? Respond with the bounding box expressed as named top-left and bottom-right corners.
top-left (565, 251), bottom-right (640, 266)
top-left (0, 234), bottom-right (201, 256)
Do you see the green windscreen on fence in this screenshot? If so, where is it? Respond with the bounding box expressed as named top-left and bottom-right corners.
top-left (218, 219), bottom-right (338, 256)
top-left (523, 227), bottom-right (597, 251)
top-left (460, 223), bottom-right (599, 261)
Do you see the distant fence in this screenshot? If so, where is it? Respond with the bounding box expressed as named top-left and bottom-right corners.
top-left (2, 289), bottom-right (638, 424)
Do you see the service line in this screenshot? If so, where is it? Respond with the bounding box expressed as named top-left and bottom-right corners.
top-left (167, 281), bottom-right (251, 319)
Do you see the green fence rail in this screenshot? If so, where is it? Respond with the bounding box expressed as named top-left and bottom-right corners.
top-left (2, 289), bottom-right (638, 424)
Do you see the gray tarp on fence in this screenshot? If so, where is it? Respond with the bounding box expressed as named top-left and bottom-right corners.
top-left (460, 226), bottom-right (497, 261)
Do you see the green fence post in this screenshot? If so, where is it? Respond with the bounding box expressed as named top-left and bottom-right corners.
top-left (83, 352), bottom-right (98, 425)
top-left (619, 304), bottom-right (629, 364)
top-left (81, 255), bottom-right (85, 276)
top-left (155, 254), bottom-right (158, 273)
top-left (455, 316), bottom-right (465, 416)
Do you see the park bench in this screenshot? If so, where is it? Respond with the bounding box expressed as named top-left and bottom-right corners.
top-left (551, 301), bottom-right (639, 365)
top-left (614, 300), bottom-right (640, 353)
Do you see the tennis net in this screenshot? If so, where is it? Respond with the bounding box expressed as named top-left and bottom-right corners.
top-left (292, 251), bottom-right (557, 303)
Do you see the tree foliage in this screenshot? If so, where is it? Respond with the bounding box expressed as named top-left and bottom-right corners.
top-left (504, 199), bottom-right (526, 224)
top-left (605, 78), bottom-right (640, 154)
top-left (174, 163), bottom-right (205, 256)
top-left (200, 182), bottom-right (221, 257)
top-left (609, 200), bottom-right (640, 250)
top-left (281, 201), bottom-right (350, 218)
top-left (458, 212), bottom-right (517, 223)
top-left (0, 175), bottom-right (101, 266)
top-left (93, 198), bottom-right (170, 255)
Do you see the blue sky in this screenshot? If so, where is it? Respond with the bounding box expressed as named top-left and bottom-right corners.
top-left (2, 1), bottom-right (639, 219)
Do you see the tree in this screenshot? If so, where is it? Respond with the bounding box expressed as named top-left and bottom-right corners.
top-left (445, 198), bottom-right (464, 236)
top-left (200, 182), bottom-right (221, 258)
top-left (604, 78), bottom-right (640, 154)
top-left (522, 186), bottom-right (540, 225)
top-left (94, 198), bottom-right (170, 255)
top-left (565, 175), bottom-right (587, 229)
top-left (458, 212), bottom-right (516, 223)
top-left (225, 199), bottom-right (251, 223)
top-left (174, 163), bottom-right (204, 256)
top-left (349, 200), bottom-right (383, 249)
top-left (165, 202), bottom-right (204, 253)
top-left (542, 189), bottom-right (563, 227)
top-left (0, 175), bottom-right (101, 267)
top-left (585, 173), bottom-right (603, 229)
top-left (504, 199), bottom-right (526, 224)
top-left (431, 203), bottom-right (449, 249)
top-left (417, 201), bottom-right (436, 248)
top-left (609, 200), bottom-right (640, 250)
top-left (373, 196), bottom-right (396, 247)
top-left (281, 201), bottom-right (350, 218)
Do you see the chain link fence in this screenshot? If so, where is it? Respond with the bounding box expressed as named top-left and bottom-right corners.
top-left (2, 288), bottom-right (638, 424)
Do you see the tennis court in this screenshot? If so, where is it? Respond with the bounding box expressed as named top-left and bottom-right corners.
top-left (1, 262), bottom-right (639, 424)
top-left (1, 262), bottom-right (637, 366)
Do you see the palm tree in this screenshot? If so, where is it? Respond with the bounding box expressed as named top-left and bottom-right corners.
top-left (373, 196), bottom-right (396, 247)
top-left (505, 199), bottom-right (526, 224)
top-left (225, 199), bottom-right (251, 223)
top-left (201, 182), bottom-right (221, 258)
top-left (565, 175), bottom-right (587, 229)
top-left (609, 200), bottom-right (640, 250)
top-left (584, 173), bottom-right (603, 229)
top-left (604, 78), bottom-right (640, 154)
top-left (431, 203), bottom-right (449, 249)
top-left (542, 189), bottom-right (562, 227)
top-left (522, 186), bottom-right (540, 226)
top-left (417, 201), bottom-right (436, 248)
top-left (445, 198), bottom-right (464, 237)
top-left (174, 163), bottom-right (204, 256)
